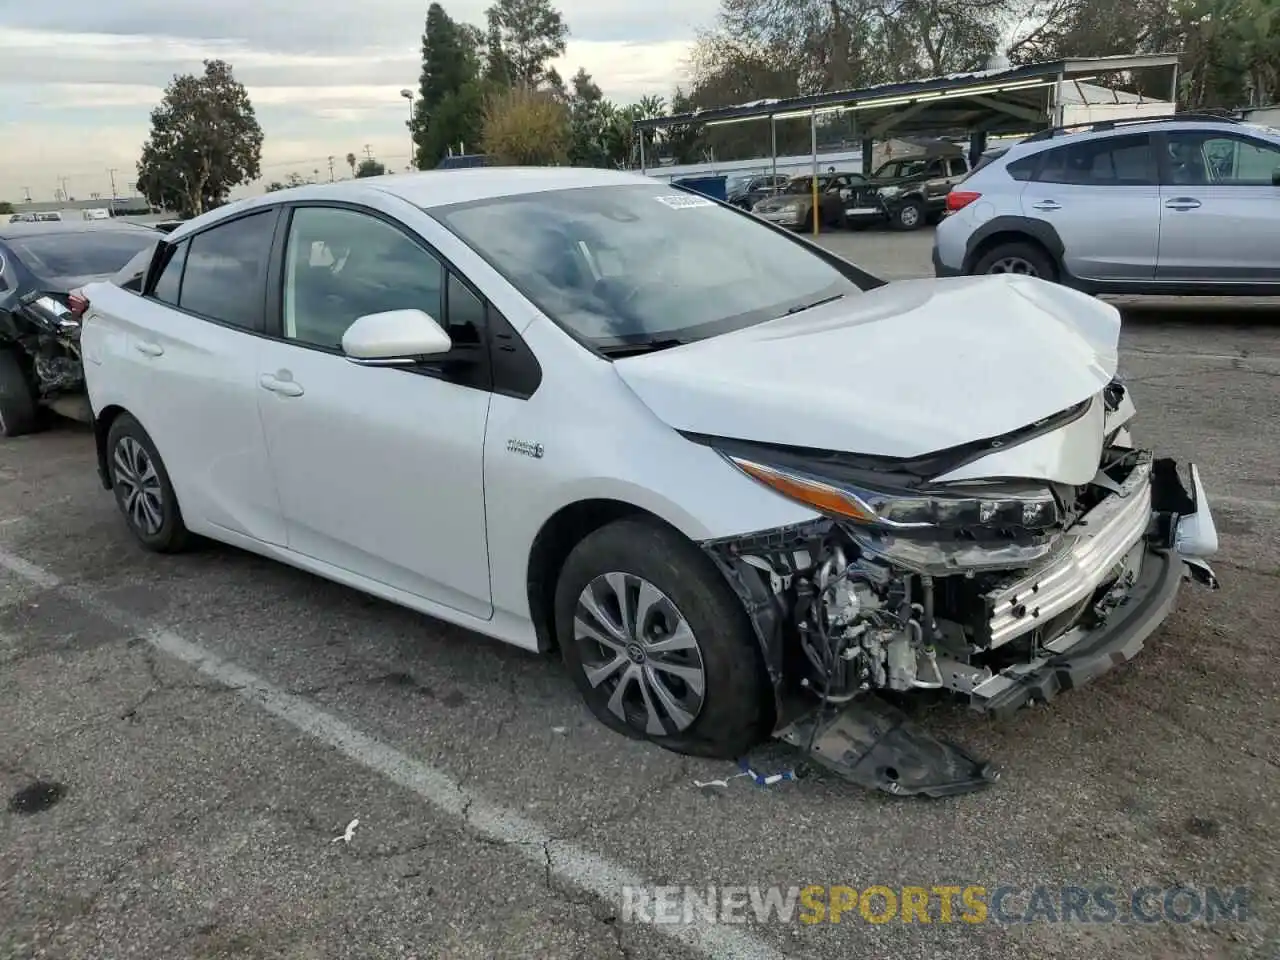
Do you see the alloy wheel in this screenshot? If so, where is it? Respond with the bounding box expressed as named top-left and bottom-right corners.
top-left (113, 436), bottom-right (164, 536)
top-left (987, 256), bottom-right (1040, 277)
top-left (573, 572), bottom-right (707, 736)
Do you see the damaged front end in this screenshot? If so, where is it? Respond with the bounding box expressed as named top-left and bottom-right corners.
top-left (0, 290), bottom-right (91, 420)
top-left (694, 380), bottom-right (1219, 798)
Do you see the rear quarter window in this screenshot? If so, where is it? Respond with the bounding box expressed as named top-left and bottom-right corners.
top-left (1005, 154), bottom-right (1038, 181)
top-left (111, 242), bottom-right (159, 293)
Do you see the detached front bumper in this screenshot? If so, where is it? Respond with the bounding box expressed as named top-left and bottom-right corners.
top-left (968, 542), bottom-right (1182, 716)
top-left (962, 457), bottom-right (1219, 716)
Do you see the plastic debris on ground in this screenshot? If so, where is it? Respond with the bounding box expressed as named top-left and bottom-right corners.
top-left (331, 817), bottom-right (359, 844)
top-left (695, 758), bottom-right (798, 791)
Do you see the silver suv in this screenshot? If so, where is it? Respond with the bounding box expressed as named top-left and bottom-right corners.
top-left (932, 115), bottom-right (1280, 295)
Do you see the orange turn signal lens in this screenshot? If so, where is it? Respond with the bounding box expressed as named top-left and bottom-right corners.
top-left (730, 457), bottom-right (878, 523)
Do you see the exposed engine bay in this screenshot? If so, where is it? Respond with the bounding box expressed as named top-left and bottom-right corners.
top-left (697, 379), bottom-right (1220, 798)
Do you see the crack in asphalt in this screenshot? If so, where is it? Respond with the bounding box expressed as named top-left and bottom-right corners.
top-left (492, 672), bottom-right (520, 741)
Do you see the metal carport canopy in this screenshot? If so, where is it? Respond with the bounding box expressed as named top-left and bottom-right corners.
top-left (631, 53), bottom-right (1181, 138)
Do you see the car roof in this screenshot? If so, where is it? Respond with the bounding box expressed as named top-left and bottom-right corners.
top-left (165, 166), bottom-right (666, 241)
top-left (997, 117), bottom-right (1279, 164)
top-left (0, 220), bottom-right (158, 241)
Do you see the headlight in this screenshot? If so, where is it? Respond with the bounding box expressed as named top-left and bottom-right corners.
top-left (724, 455), bottom-right (1061, 532)
top-left (725, 454), bottom-right (1063, 573)
top-left (878, 185), bottom-right (901, 198)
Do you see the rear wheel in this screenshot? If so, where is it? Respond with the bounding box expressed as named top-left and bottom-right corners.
top-left (105, 413), bottom-right (192, 553)
top-left (972, 241), bottom-right (1058, 282)
top-left (0, 348), bottom-right (38, 438)
top-left (554, 518), bottom-right (767, 760)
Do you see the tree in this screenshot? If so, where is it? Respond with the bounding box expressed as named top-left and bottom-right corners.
top-left (416, 4), bottom-right (481, 122)
top-left (135, 59), bottom-right (263, 218)
top-left (566, 68), bottom-right (609, 166)
top-left (544, 66), bottom-right (569, 103)
top-left (356, 158), bottom-right (387, 178)
top-left (0, 201), bottom-right (12, 215)
top-left (484, 0), bottom-right (569, 88)
top-left (420, 81), bottom-right (489, 167)
top-left (345, 152), bottom-right (358, 177)
top-left (483, 9), bottom-right (514, 86)
top-left (481, 85), bottom-right (571, 164)
top-left (413, 4), bottom-right (497, 169)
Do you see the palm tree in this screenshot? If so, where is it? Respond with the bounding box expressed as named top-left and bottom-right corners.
top-left (345, 153), bottom-right (357, 178)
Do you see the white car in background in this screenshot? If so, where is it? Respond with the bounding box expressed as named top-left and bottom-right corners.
top-left (75, 167), bottom-right (1220, 797)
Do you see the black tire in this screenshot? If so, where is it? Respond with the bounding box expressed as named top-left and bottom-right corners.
top-left (0, 348), bottom-right (38, 438)
top-left (891, 198), bottom-right (926, 231)
top-left (555, 517), bottom-right (767, 760)
top-left (971, 241), bottom-right (1058, 282)
top-left (105, 413), bottom-right (191, 553)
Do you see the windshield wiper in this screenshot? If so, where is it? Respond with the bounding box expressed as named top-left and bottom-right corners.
top-left (784, 293), bottom-right (845, 316)
top-left (597, 338), bottom-right (689, 358)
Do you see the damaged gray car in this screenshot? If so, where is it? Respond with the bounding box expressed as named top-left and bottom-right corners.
top-left (0, 220), bottom-right (159, 437)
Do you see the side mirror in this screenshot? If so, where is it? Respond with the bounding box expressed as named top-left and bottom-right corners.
top-left (342, 309), bottom-right (452, 365)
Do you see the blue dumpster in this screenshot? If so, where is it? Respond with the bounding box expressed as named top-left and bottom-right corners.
top-left (671, 175), bottom-right (727, 202)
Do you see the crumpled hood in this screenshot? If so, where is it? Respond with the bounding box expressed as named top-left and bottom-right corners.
top-left (613, 274), bottom-right (1121, 460)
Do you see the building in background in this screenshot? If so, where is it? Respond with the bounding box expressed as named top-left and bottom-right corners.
top-left (9, 196), bottom-right (163, 218)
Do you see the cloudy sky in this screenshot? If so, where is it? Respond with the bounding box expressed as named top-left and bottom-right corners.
top-left (0, 0), bottom-right (715, 203)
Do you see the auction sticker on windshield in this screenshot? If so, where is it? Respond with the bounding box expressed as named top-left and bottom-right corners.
top-left (654, 194), bottom-right (716, 209)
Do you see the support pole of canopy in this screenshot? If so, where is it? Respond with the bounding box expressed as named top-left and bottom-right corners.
top-left (811, 106), bottom-right (819, 236)
top-left (771, 115), bottom-right (778, 182)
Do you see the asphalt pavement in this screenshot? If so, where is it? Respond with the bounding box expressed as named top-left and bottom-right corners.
top-left (2, 229), bottom-right (1278, 960)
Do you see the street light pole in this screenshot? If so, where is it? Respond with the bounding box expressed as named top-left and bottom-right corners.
top-left (400, 89), bottom-right (415, 171)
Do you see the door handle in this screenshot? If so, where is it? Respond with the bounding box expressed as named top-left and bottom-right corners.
top-left (259, 374), bottom-right (304, 397)
top-left (1031, 200), bottom-right (1061, 211)
top-left (135, 341), bottom-right (164, 357)
top-left (1165, 197), bottom-right (1202, 210)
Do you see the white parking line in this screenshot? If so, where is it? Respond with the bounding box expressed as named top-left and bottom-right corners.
top-left (0, 545), bottom-right (784, 960)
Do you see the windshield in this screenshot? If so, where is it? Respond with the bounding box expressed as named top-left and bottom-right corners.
top-left (874, 159), bottom-right (930, 179)
top-left (783, 176), bottom-right (827, 194)
top-left (432, 183), bottom-right (862, 351)
top-left (8, 229), bottom-right (159, 281)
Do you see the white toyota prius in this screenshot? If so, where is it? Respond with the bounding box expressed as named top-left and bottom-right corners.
top-left (76, 167), bottom-right (1220, 796)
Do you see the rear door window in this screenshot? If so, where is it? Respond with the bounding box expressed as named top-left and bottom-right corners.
top-left (177, 210), bottom-right (277, 332)
top-left (1033, 134), bottom-right (1156, 186)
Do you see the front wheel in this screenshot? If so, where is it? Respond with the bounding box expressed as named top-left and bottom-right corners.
top-left (554, 518), bottom-right (767, 760)
top-left (105, 413), bottom-right (192, 553)
top-left (892, 198), bottom-right (925, 231)
top-left (0, 349), bottom-right (39, 438)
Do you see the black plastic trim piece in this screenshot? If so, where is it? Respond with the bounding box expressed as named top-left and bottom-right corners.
top-left (962, 215), bottom-right (1067, 275)
top-left (680, 395), bottom-right (1094, 488)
